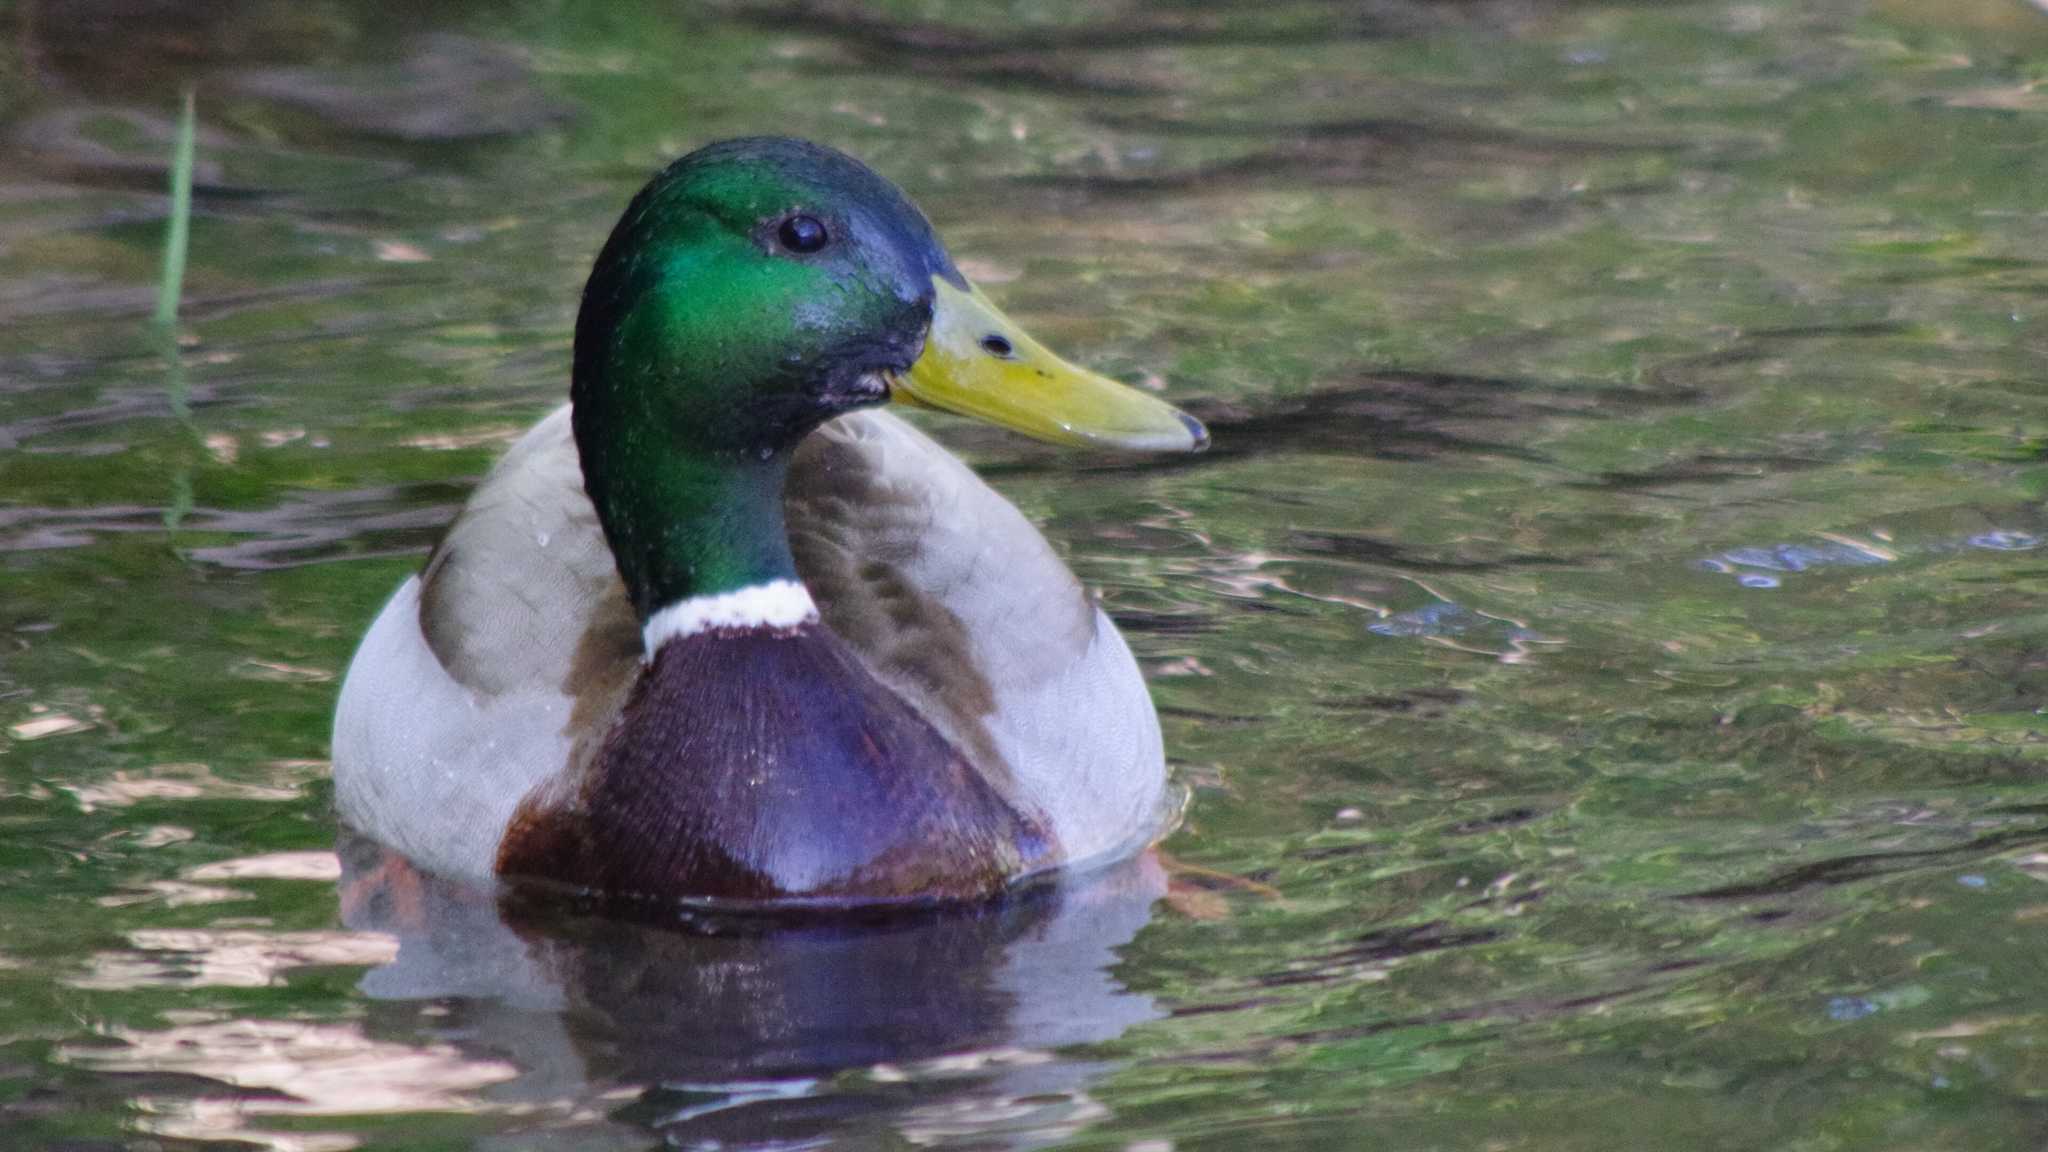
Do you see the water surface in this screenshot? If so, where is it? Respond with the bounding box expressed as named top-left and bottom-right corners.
top-left (9, 1), bottom-right (2048, 1148)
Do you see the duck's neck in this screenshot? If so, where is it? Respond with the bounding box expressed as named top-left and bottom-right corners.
top-left (568, 210), bottom-right (837, 652)
top-left (573, 413), bottom-right (818, 654)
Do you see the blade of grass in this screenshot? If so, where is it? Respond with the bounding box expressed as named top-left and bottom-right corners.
top-left (154, 85), bottom-right (195, 328)
top-left (156, 86), bottom-right (198, 550)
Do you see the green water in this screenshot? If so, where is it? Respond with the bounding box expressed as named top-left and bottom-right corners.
top-left (9, 0), bottom-right (2048, 1147)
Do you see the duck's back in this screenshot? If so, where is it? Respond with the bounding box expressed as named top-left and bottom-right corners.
top-left (331, 406), bottom-right (1166, 895)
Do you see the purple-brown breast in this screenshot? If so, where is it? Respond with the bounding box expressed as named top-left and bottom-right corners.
top-left (496, 625), bottom-right (1055, 903)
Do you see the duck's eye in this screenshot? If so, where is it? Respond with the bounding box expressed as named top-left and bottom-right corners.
top-left (980, 334), bottom-right (1016, 359)
top-left (777, 215), bottom-right (830, 254)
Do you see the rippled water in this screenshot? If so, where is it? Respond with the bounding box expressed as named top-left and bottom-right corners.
top-left (10, 1), bottom-right (2048, 1148)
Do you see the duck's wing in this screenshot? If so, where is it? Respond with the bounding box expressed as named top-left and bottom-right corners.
top-left (334, 406), bottom-right (637, 882)
top-left (337, 404), bottom-right (1163, 878)
top-left (417, 405), bottom-right (641, 702)
top-left (787, 411), bottom-right (1165, 864)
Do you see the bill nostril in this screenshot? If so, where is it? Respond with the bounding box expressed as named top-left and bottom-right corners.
top-left (980, 334), bottom-right (1015, 358)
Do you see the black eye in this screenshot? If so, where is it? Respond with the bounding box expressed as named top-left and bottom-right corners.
top-left (980, 334), bottom-right (1015, 358)
top-left (777, 215), bottom-right (830, 254)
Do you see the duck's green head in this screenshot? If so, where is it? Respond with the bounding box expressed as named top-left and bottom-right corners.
top-left (572, 137), bottom-right (1205, 618)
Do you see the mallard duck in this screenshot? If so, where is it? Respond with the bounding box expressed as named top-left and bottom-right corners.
top-left (333, 137), bottom-right (1205, 906)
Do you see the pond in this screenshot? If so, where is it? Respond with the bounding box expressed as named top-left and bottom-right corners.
top-left (7, 0), bottom-right (2048, 1147)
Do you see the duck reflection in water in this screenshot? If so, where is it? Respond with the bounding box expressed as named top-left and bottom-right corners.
top-left (338, 832), bottom-right (1167, 1148)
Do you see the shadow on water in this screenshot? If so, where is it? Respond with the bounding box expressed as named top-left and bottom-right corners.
top-left (974, 367), bottom-right (1702, 485)
top-left (1199, 370), bottom-right (1681, 460)
top-left (981, 314), bottom-right (1920, 493)
top-left (1287, 528), bottom-right (1573, 573)
top-left (0, 485), bottom-right (464, 567)
top-left (733, 0), bottom-right (1428, 59)
top-left (1680, 820), bottom-right (2048, 902)
top-left (337, 835), bottom-right (1166, 1148)
top-left (722, 0), bottom-right (1439, 101)
top-left (13, 1), bottom-right (566, 211)
top-left (25, 0), bottom-right (564, 136)
top-left (1012, 121), bottom-right (1716, 198)
top-left (1249, 920), bottom-right (1504, 990)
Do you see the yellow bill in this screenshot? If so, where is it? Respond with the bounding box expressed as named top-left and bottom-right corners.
top-left (892, 278), bottom-right (1207, 452)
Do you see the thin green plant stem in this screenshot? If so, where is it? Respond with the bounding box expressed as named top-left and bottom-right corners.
top-left (155, 85), bottom-right (198, 552)
top-left (154, 85), bottom-right (195, 328)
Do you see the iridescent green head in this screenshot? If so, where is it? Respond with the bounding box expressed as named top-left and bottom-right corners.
top-left (570, 137), bottom-right (1205, 620)
top-left (573, 138), bottom-right (958, 457)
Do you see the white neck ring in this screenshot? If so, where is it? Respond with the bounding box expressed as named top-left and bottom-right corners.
top-left (641, 579), bottom-right (819, 657)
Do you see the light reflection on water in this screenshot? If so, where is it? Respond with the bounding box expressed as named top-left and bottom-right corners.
top-left (55, 840), bottom-right (1164, 1150)
top-left (65, 1017), bottom-right (518, 1152)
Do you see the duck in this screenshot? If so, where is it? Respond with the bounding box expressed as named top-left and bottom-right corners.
top-left (332, 137), bottom-right (1206, 906)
